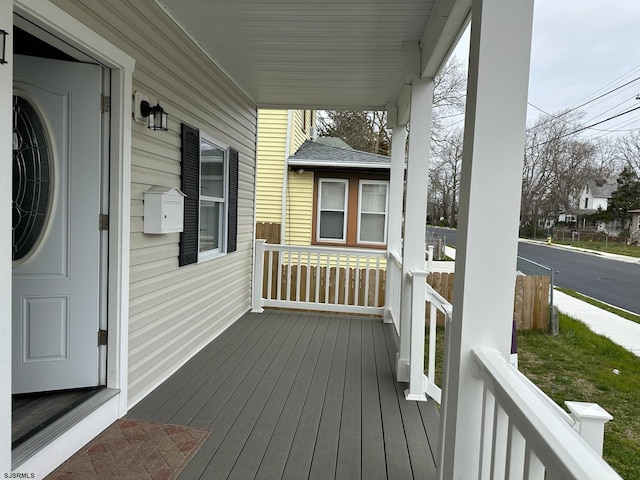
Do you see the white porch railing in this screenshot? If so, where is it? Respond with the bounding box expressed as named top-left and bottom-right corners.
top-left (252, 240), bottom-right (385, 315)
top-left (405, 269), bottom-right (452, 403)
top-left (383, 250), bottom-right (403, 331)
top-left (472, 347), bottom-right (620, 479)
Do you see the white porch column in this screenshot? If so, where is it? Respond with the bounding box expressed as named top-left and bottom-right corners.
top-left (384, 103), bottom-right (407, 324)
top-left (437, 0), bottom-right (534, 478)
top-left (0, 7), bottom-right (12, 471)
top-left (396, 78), bottom-right (433, 381)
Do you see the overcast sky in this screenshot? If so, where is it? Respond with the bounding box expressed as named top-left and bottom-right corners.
top-left (453, 0), bottom-right (640, 138)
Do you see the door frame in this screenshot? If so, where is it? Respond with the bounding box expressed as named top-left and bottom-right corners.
top-left (3, 0), bottom-right (134, 474)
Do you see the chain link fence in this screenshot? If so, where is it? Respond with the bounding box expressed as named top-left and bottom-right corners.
top-left (425, 231), bottom-right (447, 260)
top-left (516, 256), bottom-right (554, 309)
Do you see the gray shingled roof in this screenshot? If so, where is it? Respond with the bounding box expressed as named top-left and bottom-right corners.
top-left (587, 178), bottom-right (618, 198)
top-left (288, 139), bottom-right (390, 169)
top-left (314, 137), bottom-right (354, 149)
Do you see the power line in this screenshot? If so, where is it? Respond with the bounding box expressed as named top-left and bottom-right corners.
top-left (530, 104), bottom-right (640, 149)
top-left (527, 70), bottom-right (640, 133)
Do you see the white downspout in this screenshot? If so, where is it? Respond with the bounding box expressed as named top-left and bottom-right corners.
top-left (280, 110), bottom-right (293, 244)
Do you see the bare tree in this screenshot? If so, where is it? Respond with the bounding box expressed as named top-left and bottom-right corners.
top-left (317, 110), bottom-right (390, 155)
top-left (317, 57), bottom-right (468, 156)
top-left (429, 128), bottom-right (463, 226)
top-left (518, 110), bottom-right (623, 233)
top-left (615, 131), bottom-right (640, 176)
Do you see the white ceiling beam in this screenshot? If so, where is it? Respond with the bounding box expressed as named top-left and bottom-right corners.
top-left (420, 0), bottom-right (472, 78)
top-left (397, 85), bottom-right (412, 126)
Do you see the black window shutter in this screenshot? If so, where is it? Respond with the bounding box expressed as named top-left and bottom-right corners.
top-left (227, 148), bottom-right (239, 253)
top-left (179, 123), bottom-right (200, 266)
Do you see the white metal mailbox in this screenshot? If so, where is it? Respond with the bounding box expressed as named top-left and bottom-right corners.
top-left (143, 186), bottom-right (186, 234)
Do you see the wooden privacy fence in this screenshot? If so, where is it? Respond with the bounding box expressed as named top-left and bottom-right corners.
top-left (262, 263), bottom-right (386, 308)
top-left (425, 272), bottom-right (550, 330)
top-left (255, 222), bottom-right (281, 244)
top-left (513, 274), bottom-right (550, 329)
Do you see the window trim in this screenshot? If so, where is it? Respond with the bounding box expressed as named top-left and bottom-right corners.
top-left (357, 179), bottom-right (389, 245)
top-left (316, 178), bottom-right (348, 243)
top-left (198, 132), bottom-right (229, 262)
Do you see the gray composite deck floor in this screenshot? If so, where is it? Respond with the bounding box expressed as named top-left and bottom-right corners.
top-left (127, 310), bottom-right (439, 479)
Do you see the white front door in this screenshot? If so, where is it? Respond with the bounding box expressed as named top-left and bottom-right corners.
top-left (12, 55), bottom-right (103, 394)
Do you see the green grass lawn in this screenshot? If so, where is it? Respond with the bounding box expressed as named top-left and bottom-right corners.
top-left (426, 314), bottom-right (640, 478)
top-left (518, 314), bottom-right (640, 479)
top-left (551, 239), bottom-right (640, 258)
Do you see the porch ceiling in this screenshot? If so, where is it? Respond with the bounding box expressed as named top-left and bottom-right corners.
top-left (156, 0), bottom-right (469, 110)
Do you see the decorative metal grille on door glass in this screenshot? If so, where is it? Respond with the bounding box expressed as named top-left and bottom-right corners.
top-left (12, 95), bottom-right (52, 261)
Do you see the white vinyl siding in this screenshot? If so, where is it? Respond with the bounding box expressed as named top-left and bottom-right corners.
top-left (358, 180), bottom-right (389, 245)
top-left (52, 0), bottom-right (258, 406)
top-left (317, 179), bottom-right (348, 242)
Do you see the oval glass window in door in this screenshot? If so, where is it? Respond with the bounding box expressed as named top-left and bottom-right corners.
top-left (12, 95), bottom-right (53, 262)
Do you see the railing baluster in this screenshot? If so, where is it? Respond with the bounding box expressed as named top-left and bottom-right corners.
top-left (506, 421), bottom-right (525, 480)
top-left (428, 303), bottom-right (437, 382)
top-left (276, 248), bottom-right (283, 300)
top-left (333, 253), bottom-right (341, 305)
top-left (491, 402), bottom-right (509, 480)
top-left (324, 253), bottom-right (330, 305)
top-left (523, 446), bottom-right (545, 480)
top-left (354, 256), bottom-right (360, 306)
top-left (286, 251), bottom-right (292, 301)
top-left (364, 256), bottom-right (370, 306)
top-left (296, 251), bottom-right (301, 302)
top-left (315, 252), bottom-right (321, 303)
top-left (344, 254), bottom-right (350, 306)
top-left (267, 249), bottom-right (273, 300)
top-left (374, 256), bottom-right (380, 307)
top-left (305, 252), bottom-right (311, 303)
top-left (479, 385), bottom-right (495, 480)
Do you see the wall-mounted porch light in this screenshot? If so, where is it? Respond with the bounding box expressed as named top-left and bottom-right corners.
top-left (0, 29), bottom-right (8, 65)
top-left (140, 100), bottom-right (168, 131)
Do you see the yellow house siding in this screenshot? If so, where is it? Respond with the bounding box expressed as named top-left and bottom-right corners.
top-left (290, 110), bottom-right (312, 154)
top-left (256, 110), bottom-right (288, 223)
top-left (284, 171), bottom-right (314, 245)
top-left (256, 109), bottom-right (315, 243)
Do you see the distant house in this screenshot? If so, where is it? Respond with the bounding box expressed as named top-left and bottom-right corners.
top-left (256, 122), bottom-right (391, 248)
top-left (289, 139), bottom-right (391, 248)
top-left (560, 178), bottom-right (621, 233)
top-left (578, 178), bottom-right (618, 211)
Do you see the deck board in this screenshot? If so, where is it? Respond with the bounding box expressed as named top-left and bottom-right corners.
top-left (128, 310), bottom-right (439, 479)
top-left (360, 319), bottom-right (387, 480)
top-left (307, 316), bottom-right (350, 480)
top-left (372, 319), bottom-right (414, 479)
top-left (335, 318), bottom-right (362, 479)
top-left (126, 313), bottom-right (256, 421)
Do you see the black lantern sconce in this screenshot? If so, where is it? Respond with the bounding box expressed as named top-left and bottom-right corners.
top-left (0, 29), bottom-right (8, 65)
top-left (140, 100), bottom-right (168, 131)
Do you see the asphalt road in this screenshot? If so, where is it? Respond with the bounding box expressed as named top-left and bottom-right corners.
top-left (426, 226), bottom-right (640, 314)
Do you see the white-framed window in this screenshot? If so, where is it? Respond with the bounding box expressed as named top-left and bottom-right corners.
top-left (198, 134), bottom-right (227, 260)
top-left (317, 178), bottom-right (348, 242)
top-left (358, 180), bottom-right (389, 244)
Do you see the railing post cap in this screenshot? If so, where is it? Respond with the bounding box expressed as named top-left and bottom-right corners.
top-left (565, 401), bottom-right (613, 422)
